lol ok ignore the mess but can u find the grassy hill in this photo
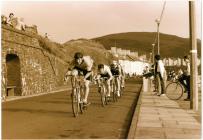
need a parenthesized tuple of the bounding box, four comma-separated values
(93, 32, 201, 58)
(63, 38, 113, 69)
(36, 36, 113, 69)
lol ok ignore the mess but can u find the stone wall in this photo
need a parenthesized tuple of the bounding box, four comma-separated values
(1, 25, 68, 97)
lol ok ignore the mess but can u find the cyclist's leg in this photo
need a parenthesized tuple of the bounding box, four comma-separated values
(71, 69, 78, 88)
(96, 75, 102, 92)
(121, 76, 125, 88)
(106, 79, 111, 97)
(83, 80, 90, 103)
(115, 77, 121, 96)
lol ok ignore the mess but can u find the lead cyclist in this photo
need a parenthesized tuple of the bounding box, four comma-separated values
(65, 52, 94, 106)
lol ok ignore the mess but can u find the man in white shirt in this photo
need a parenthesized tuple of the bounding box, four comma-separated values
(155, 55, 166, 96)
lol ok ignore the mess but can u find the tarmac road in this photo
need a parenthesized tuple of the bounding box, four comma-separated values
(2, 78, 142, 139)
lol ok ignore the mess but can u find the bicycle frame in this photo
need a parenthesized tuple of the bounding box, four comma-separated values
(111, 75, 120, 101)
(70, 75, 85, 117)
(98, 77, 108, 106)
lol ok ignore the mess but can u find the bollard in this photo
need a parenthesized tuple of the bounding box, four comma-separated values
(143, 77, 149, 92)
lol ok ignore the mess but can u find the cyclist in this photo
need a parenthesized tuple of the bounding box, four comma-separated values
(118, 61, 125, 89)
(110, 60, 123, 97)
(68, 52, 94, 105)
(96, 64, 113, 97)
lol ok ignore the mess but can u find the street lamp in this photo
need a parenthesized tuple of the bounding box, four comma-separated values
(155, 19, 160, 55)
(150, 52, 152, 64)
(152, 43, 155, 64)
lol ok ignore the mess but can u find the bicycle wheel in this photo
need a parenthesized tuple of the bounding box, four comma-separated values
(71, 88, 79, 117)
(165, 82, 183, 100)
(79, 87, 84, 113)
(112, 83, 118, 102)
(100, 85, 107, 107)
(120, 86, 124, 97)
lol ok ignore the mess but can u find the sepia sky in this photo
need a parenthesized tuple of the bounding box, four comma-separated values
(1, 1, 202, 43)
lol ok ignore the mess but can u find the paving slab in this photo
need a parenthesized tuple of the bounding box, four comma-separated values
(128, 86, 201, 139)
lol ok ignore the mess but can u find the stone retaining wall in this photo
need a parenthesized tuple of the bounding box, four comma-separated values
(1, 25, 68, 97)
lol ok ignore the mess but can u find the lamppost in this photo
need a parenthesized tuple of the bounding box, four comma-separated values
(152, 43, 155, 64)
(155, 19, 160, 55)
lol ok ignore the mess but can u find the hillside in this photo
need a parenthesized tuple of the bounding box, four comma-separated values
(36, 36, 112, 69)
(63, 38, 113, 69)
(93, 32, 201, 58)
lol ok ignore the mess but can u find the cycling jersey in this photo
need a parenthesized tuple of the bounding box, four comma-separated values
(110, 64, 121, 76)
(98, 65, 113, 79)
(70, 56, 94, 80)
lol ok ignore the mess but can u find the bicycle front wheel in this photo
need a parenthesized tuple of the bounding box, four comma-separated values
(165, 82, 183, 100)
(71, 88, 80, 117)
(112, 85, 118, 102)
(100, 86, 107, 107)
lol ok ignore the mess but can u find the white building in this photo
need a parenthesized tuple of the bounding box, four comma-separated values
(119, 60, 149, 75)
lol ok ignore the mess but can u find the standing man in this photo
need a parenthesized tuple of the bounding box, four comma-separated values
(178, 55, 190, 101)
(155, 55, 166, 96)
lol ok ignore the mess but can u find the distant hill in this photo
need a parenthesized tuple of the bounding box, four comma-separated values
(92, 32, 201, 58)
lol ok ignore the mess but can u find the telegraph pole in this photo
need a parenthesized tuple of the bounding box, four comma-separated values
(189, 1, 198, 111)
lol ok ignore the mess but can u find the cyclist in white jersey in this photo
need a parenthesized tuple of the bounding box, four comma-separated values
(110, 60, 123, 97)
(96, 64, 113, 97)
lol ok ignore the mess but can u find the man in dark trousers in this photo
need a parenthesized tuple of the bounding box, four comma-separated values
(178, 55, 190, 101)
(155, 55, 166, 96)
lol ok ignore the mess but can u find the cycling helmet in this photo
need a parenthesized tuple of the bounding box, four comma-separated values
(98, 64, 104, 69)
(74, 52, 83, 59)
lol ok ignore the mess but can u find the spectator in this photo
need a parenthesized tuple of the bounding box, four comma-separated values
(155, 55, 166, 96)
(1, 15, 8, 24)
(143, 66, 149, 74)
(45, 33, 49, 38)
(8, 13, 18, 27)
(16, 17, 26, 31)
(143, 65, 154, 78)
(178, 55, 190, 101)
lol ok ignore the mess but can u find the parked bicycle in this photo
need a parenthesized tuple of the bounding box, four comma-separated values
(165, 75, 184, 100)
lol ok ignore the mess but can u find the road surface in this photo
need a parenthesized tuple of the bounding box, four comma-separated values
(2, 78, 142, 139)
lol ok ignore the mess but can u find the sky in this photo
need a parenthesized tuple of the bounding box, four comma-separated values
(1, 0, 202, 43)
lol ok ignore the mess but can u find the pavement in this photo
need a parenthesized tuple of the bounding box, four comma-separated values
(128, 84, 201, 139)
